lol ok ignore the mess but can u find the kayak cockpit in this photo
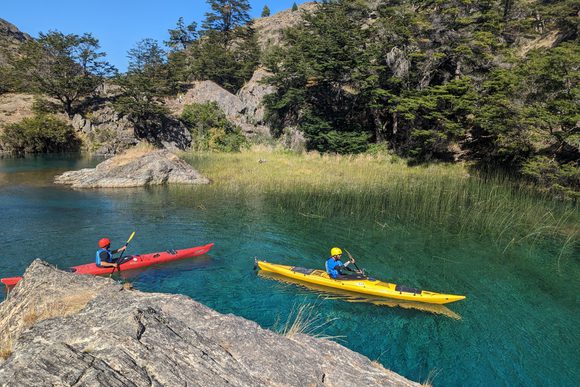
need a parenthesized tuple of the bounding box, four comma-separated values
(291, 266, 316, 275)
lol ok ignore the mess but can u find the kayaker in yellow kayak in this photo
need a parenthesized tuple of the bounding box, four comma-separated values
(325, 247, 362, 279)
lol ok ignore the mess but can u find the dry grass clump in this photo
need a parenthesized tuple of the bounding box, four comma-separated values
(0, 333, 15, 360)
(108, 142, 157, 167)
(21, 292, 95, 326)
(421, 369, 441, 387)
(277, 302, 341, 340)
(0, 291, 95, 360)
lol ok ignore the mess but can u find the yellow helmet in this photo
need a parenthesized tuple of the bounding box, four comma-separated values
(330, 247, 343, 257)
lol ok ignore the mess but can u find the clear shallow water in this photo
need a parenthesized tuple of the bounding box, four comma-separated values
(0, 155, 578, 386)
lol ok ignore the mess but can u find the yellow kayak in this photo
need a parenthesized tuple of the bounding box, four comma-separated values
(256, 260, 466, 305)
(258, 271, 462, 319)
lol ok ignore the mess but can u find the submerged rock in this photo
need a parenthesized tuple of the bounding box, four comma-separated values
(55, 149, 210, 188)
(0, 260, 418, 386)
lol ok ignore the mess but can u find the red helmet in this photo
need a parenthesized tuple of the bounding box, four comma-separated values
(98, 238, 111, 248)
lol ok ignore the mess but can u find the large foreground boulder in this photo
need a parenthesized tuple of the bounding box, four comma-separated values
(0, 260, 419, 386)
(55, 149, 210, 188)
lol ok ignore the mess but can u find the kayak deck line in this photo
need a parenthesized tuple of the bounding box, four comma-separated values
(256, 260, 466, 305)
(2, 243, 215, 288)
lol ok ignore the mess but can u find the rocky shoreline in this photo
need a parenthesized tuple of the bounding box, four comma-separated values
(0, 260, 419, 386)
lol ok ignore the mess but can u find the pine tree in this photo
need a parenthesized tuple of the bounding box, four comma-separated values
(291, 2, 298, 12)
(190, 0, 259, 92)
(202, 0, 251, 36)
(261, 5, 271, 17)
(166, 17, 197, 51)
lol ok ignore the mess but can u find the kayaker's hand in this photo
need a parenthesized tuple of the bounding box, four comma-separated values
(118, 246, 127, 252)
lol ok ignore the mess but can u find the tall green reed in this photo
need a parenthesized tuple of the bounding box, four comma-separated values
(181, 149, 579, 256)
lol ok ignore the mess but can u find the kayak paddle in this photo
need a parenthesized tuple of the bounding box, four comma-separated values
(345, 249, 363, 274)
(110, 231, 136, 278)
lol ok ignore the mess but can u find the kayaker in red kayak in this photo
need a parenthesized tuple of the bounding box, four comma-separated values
(96, 238, 127, 268)
(325, 247, 362, 279)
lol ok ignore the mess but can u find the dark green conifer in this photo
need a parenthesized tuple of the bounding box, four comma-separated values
(261, 5, 271, 17)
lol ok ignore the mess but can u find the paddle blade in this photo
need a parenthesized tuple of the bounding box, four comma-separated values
(126, 231, 136, 245)
(1, 276, 23, 287)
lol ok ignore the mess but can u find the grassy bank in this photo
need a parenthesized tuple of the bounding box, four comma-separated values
(181, 148, 579, 257)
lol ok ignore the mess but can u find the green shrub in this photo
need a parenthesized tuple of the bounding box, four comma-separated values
(32, 97, 62, 115)
(181, 102, 248, 152)
(207, 127, 248, 152)
(307, 130, 370, 154)
(0, 114, 80, 154)
(521, 156, 580, 198)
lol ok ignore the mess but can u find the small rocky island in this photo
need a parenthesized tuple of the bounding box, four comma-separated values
(55, 149, 210, 188)
(0, 261, 418, 386)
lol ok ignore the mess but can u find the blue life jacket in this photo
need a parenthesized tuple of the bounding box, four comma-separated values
(325, 257, 343, 279)
(96, 248, 112, 267)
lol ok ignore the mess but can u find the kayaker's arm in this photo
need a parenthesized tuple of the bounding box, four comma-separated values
(111, 246, 127, 255)
(341, 260, 356, 271)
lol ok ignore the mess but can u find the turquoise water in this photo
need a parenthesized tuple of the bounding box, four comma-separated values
(0, 155, 578, 386)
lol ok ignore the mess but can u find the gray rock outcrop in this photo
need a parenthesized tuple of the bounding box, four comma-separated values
(237, 67, 276, 125)
(167, 76, 272, 137)
(253, 2, 319, 50)
(0, 260, 419, 386)
(55, 149, 210, 188)
(70, 104, 192, 156)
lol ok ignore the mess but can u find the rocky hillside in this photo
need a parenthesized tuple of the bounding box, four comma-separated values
(253, 2, 318, 50)
(0, 4, 317, 154)
(0, 18, 31, 66)
(0, 260, 418, 386)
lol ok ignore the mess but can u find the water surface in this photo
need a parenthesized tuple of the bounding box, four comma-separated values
(0, 155, 578, 386)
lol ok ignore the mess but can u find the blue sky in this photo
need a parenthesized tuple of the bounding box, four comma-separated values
(2, 0, 308, 71)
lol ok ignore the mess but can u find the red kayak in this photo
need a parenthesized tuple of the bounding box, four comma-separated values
(1, 243, 214, 287)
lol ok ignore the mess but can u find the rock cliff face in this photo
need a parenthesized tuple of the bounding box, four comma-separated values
(55, 149, 210, 188)
(167, 68, 274, 137)
(165, 3, 321, 142)
(0, 260, 418, 386)
(253, 2, 318, 50)
(0, 18, 32, 66)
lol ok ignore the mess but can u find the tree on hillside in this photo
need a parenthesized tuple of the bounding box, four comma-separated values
(264, 1, 380, 153)
(166, 17, 198, 51)
(292, 2, 298, 12)
(114, 39, 175, 139)
(202, 0, 252, 43)
(165, 18, 199, 84)
(188, 0, 259, 92)
(261, 5, 271, 17)
(16, 31, 115, 117)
